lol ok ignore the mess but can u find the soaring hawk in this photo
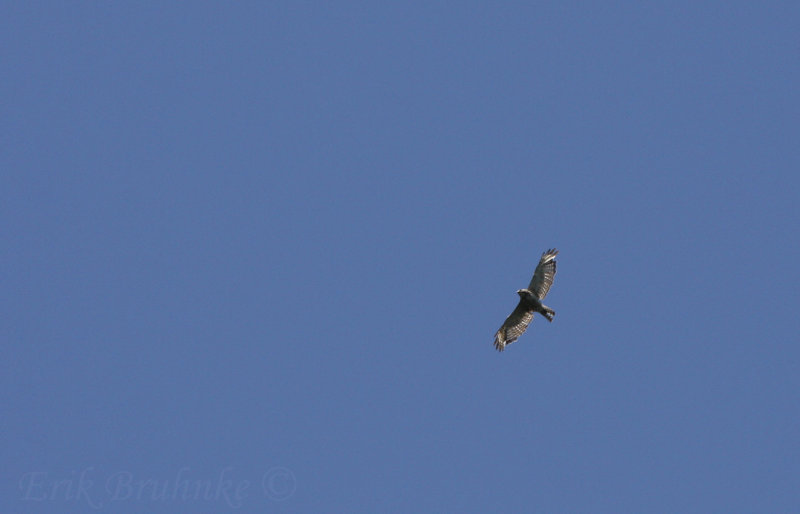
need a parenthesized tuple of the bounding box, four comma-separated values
(493, 248, 559, 352)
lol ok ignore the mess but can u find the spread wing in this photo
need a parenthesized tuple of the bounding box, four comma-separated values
(527, 248, 558, 299)
(493, 301, 534, 352)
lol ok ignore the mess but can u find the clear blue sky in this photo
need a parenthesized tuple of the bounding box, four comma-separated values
(3, 2, 798, 512)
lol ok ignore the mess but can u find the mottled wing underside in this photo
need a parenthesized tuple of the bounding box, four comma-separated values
(528, 248, 558, 300)
(493, 301, 534, 352)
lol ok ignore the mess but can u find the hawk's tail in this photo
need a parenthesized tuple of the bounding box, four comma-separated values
(542, 308, 555, 322)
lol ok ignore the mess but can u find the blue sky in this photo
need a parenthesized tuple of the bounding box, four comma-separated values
(2, 2, 798, 512)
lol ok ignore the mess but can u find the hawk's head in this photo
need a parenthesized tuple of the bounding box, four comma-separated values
(516, 289, 535, 299)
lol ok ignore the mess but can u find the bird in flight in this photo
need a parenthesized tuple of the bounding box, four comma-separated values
(493, 248, 559, 352)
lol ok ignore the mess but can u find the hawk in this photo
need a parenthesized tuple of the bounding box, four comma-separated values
(493, 248, 559, 352)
